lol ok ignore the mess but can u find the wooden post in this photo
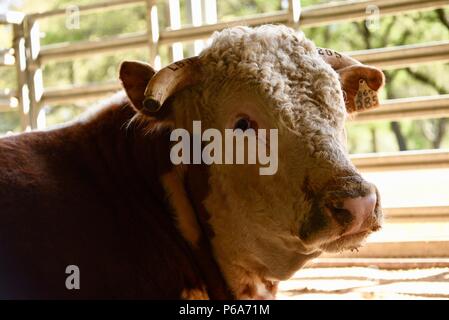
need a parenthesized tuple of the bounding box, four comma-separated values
(23, 16, 43, 129)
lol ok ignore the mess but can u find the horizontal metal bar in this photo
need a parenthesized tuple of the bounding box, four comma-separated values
(38, 11, 286, 61)
(161, 0, 449, 42)
(385, 206, 449, 219)
(0, 48, 15, 66)
(26, 0, 449, 25)
(0, 11, 25, 25)
(28, 0, 145, 20)
(302, 0, 411, 18)
(41, 82, 122, 105)
(39, 37, 449, 71)
(158, 11, 288, 45)
(300, 0, 449, 27)
(352, 95, 449, 122)
(308, 257, 449, 269)
(39, 33, 148, 63)
(351, 149, 449, 171)
(350, 41, 449, 69)
(37, 0, 449, 63)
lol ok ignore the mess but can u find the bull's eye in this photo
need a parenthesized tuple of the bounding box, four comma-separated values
(234, 117, 251, 131)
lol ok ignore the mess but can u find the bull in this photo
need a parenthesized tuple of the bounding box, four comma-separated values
(0, 25, 384, 299)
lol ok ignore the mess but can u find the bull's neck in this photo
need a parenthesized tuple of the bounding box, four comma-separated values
(80, 100, 233, 299)
(79, 102, 172, 205)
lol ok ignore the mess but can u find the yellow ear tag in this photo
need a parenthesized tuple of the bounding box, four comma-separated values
(354, 79, 380, 111)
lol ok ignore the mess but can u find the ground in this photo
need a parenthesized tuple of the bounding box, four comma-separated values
(279, 262, 449, 299)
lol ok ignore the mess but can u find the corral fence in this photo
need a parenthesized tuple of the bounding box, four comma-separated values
(1, 0, 449, 262)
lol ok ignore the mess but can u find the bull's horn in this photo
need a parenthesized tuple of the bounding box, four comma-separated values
(318, 47, 385, 112)
(142, 56, 203, 113)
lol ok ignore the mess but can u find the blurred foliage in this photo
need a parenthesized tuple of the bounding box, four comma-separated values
(42, 104, 85, 127)
(0, 0, 448, 152)
(217, 0, 282, 20)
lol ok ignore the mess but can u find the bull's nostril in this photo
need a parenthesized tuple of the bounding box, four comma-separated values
(343, 193, 377, 219)
(326, 204, 353, 226)
(325, 192, 378, 236)
(339, 193, 378, 235)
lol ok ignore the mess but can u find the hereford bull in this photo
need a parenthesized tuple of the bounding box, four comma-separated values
(0, 25, 384, 299)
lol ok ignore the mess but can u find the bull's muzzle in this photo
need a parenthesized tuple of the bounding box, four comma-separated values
(324, 178, 382, 237)
(326, 190, 380, 236)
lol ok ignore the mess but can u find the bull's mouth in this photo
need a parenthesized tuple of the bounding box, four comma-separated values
(319, 229, 375, 253)
(299, 206, 382, 254)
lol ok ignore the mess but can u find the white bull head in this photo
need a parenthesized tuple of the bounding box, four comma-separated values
(119, 25, 385, 299)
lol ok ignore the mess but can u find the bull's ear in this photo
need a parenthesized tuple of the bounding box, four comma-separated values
(119, 60, 156, 110)
(338, 64, 385, 113)
(318, 48, 385, 113)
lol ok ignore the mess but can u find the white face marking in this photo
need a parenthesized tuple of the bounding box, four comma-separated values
(165, 25, 380, 299)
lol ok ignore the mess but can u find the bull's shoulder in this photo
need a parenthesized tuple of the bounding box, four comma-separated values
(0, 133, 46, 186)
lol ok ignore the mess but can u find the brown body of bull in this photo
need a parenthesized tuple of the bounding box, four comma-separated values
(0, 98, 232, 299)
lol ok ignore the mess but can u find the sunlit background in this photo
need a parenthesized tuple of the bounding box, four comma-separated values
(1, 0, 448, 299)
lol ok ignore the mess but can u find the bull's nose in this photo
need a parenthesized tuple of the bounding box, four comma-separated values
(327, 192, 377, 236)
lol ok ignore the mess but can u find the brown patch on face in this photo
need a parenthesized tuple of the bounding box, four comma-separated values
(183, 163, 234, 300)
(301, 174, 313, 203)
(299, 198, 330, 242)
(184, 164, 216, 239)
(299, 174, 330, 241)
(325, 205, 352, 227)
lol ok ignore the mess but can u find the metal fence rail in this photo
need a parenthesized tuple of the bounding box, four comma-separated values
(39, 33, 149, 63)
(353, 95, 449, 122)
(28, 0, 144, 20)
(350, 41, 449, 69)
(385, 206, 449, 219)
(351, 149, 449, 171)
(42, 82, 122, 105)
